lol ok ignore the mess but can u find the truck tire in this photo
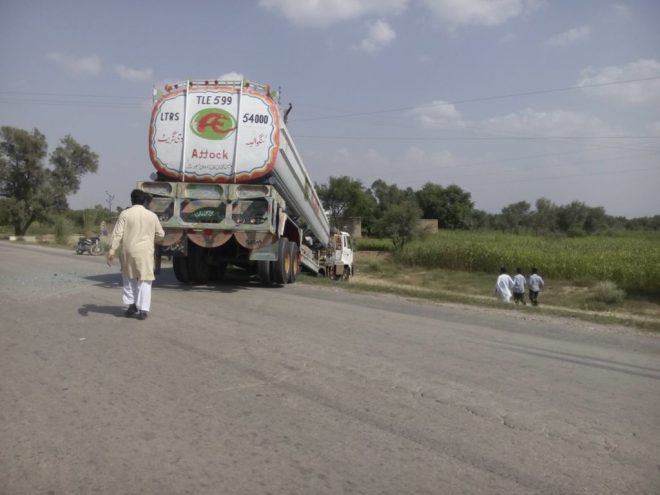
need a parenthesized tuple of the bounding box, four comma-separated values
(257, 260, 271, 285)
(188, 243, 210, 284)
(271, 238, 290, 285)
(288, 243, 299, 283)
(341, 265, 351, 281)
(173, 256, 191, 283)
(212, 262, 227, 281)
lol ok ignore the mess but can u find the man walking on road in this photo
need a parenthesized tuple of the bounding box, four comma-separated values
(106, 189, 165, 320)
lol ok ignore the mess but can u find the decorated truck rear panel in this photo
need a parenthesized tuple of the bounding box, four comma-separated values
(140, 80, 352, 285)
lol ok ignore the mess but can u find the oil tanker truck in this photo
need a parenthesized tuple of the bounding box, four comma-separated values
(137, 79, 353, 285)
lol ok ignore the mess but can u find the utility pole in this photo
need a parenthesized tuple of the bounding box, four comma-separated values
(105, 191, 115, 214)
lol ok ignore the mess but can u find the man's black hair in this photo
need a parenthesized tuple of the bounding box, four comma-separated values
(130, 189, 149, 206)
(500, 267, 507, 274)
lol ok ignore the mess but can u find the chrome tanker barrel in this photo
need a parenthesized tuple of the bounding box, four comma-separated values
(149, 79, 330, 246)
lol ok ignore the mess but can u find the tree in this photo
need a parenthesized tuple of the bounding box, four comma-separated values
(374, 200, 422, 251)
(531, 197, 558, 233)
(470, 209, 495, 229)
(415, 182, 474, 229)
(556, 201, 589, 234)
(366, 180, 422, 242)
(316, 176, 375, 230)
(0, 127, 99, 235)
(369, 179, 415, 210)
(583, 206, 607, 233)
(501, 200, 531, 232)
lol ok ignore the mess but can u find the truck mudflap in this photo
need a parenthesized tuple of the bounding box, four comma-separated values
(249, 241, 279, 262)
(160, 229, 184, 247)
(234, 232, 275, 251)
(187, 230, 232, 248)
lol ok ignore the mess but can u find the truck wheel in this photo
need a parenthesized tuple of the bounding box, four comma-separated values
(188, 243, 209, 284)
(173, 256, 191, 283)
(212, 263, 227, 281)
(288, 244, 299, 283)
(271, 238, 290, 285)
(257, 260, 271, 285)
(341, 266, 351, 281)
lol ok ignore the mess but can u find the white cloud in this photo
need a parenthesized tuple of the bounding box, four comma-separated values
(258, 0, 541, 30)
(479, 108, 612, 136)
(403, 146, 458, 168)
(409, 100, 464, 128)
(544, 25, 591, 47)
(334, 147, 352, 162)
(646, 122, 660, 135)
(578, 59, 660, 106)
(218, 72, 244, 81)
(421, 0, 541, 27)
(357, 20, 396, 54)
(258, 0, 408, 27)
(46, 52, 101, 76)
(500, 32, 518, 43)
(115, 64, 153, 82)
(363, 148, 385, 163)
(410, 100, 618, 138)
(612, 3, 632, 19)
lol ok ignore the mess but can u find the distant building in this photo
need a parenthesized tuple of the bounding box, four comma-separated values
(417, 219, 439, 235)
(339, 217, 362, 238)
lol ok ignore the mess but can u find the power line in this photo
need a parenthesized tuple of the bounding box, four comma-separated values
(0, 98, 145, 109)
(293, 76, 660, 122)
(467, 165, 659, 188)
(404, 147, 659, 174)
(1, 75, 659, 120)
(296, 134, 660, 141)
(0, 90, 145, 100)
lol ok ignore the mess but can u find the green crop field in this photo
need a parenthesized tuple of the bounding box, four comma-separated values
(394, 231, 660, 293)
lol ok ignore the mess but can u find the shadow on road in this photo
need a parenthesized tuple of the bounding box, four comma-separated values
(84, 273, 123, 288)
(78, 304, 126, 318)
(83, 267, 285, 295)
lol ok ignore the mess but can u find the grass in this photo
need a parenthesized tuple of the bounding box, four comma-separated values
(395, 231, 660, 293)
(301, 249, 660, 332)
(355, 237, 394, 252)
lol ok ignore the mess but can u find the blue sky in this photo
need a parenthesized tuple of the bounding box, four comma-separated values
(1, 0, 659, 217)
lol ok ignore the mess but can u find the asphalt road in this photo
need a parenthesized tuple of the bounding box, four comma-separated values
(1, 241, 659, 495)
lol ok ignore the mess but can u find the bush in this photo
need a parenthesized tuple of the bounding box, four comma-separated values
(355, 237, 393, 252)
(591, 281, 626, 305)
(25, 222, 53, 235)
(361, 262, 384, 273)
(52, 215, 74, 245)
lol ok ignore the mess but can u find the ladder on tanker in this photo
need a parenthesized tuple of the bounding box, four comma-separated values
(300, 245, 322, 275)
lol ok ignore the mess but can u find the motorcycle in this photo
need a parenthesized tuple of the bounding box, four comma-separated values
(76, 236, 104, 256)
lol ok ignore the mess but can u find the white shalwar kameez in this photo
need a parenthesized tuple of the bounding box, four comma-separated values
(122, 275, 152, 311)
(109, 204, 164, 312)
(496, 273, 515, 303)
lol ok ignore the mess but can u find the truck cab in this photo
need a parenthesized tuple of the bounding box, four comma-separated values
(333, 232, 354, 280)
